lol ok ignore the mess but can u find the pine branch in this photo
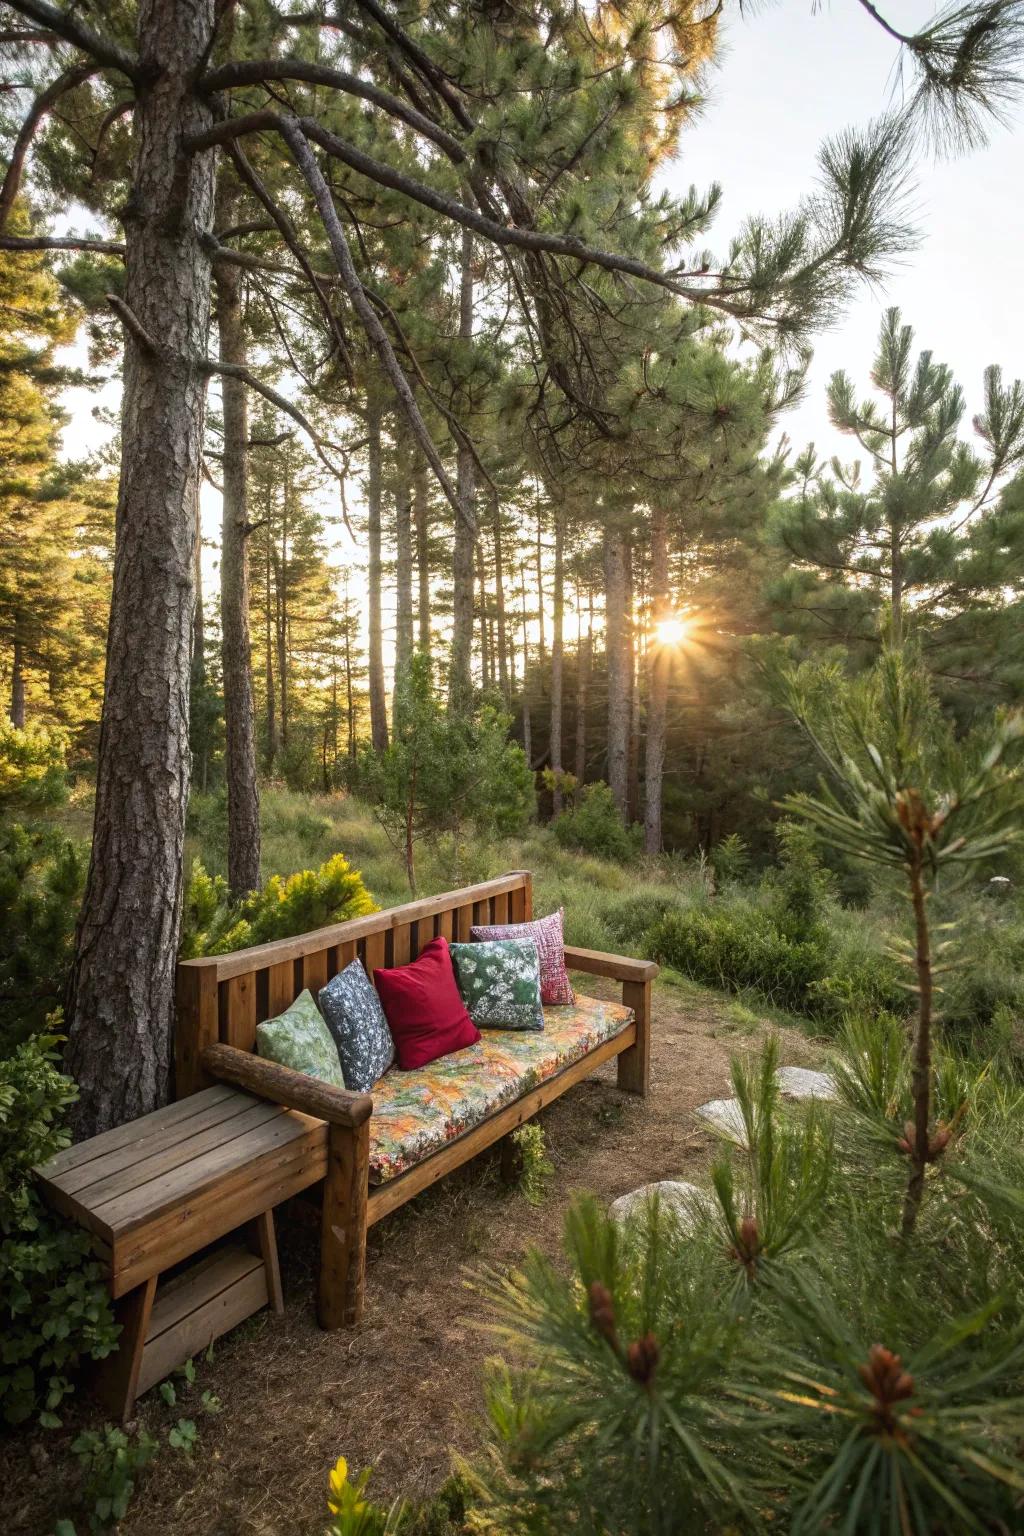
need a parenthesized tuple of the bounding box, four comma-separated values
(0, 62, 98, 232)
(2, 0, 142, 82)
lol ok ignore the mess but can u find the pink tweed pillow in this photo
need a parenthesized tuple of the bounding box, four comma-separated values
(471, 907, 574, 1006)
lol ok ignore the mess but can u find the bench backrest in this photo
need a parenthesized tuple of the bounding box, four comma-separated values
(175, 870, 533, 1098)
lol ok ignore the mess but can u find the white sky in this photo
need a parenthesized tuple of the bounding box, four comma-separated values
(56, 1, 1024, 625)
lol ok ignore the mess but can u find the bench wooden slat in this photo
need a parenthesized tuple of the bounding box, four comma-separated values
(223, 972, 257, 1051)
(37, 1086, 237, 1182)
(53, 1090, 266, 1197)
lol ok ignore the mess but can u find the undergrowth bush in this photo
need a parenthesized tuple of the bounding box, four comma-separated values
(0, 1032, 118, 1427)
(180, 852, 378, 958)
(553, 781, 640, 862)
(0, 720, 68, 809)
(0, 822, 87, 1052)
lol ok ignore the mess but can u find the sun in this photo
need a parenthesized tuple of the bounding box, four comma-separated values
(654, 615, 692, 647)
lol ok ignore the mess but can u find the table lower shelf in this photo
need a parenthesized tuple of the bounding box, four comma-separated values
(136, 1244, 270, 1399)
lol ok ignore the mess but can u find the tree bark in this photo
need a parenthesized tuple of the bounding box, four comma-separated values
(10, 634, 25, 727)
(477, 541, 491, 688)
(264, 527, 277, 772)
(575, 585, 591, 784)
(627, 542, 641, 824)
(65, 0, 218, 1136)
(519, 558, 532, 765)
(393, 427, 414, 701)
(604, 524, 630, 818)
(550, 500, 565, 814)
(449, 228, 476, 712)
(366, 400, 389, 750)
(413, 447, 431, 651)
(644, 507, 671, 854)
(215, 222, 261, 894)
(492, 494, 510, 703)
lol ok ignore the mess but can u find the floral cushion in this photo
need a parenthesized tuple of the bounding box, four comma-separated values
(256, 989, 345, 1089)
(319, 960, 395, 1092)
(367, 992, 632, 1183)
(470, 908, 574, 1005)
(450, 938, 544, 1031)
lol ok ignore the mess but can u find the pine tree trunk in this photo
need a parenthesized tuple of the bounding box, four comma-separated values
(366, 401, 389, 750)
(520, 559, 532, 765)
(192, 536, 208, 792)
(492, 495, 510, 702)
(215, 236, 260, 894)
(65, 0, 217, 1136)
(394, 430, 414, 701)
(450, 229, 476, 712)
(264, 531, 277, 772)
(413, 447, 431, 652)
(9, 634, 25, 727)
(535, 498, 546, 665)
(604, 525, 630, 818)
(575, 587, 591, 784)
(550, 501, 565, 814)
(644, 507, 670, 854)
(275, 524, 288, 751)
(477, 542, 491, 688)
(344, 618, 355, 759)
(627, 544, 641, 824)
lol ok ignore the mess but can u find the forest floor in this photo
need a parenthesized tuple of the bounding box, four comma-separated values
(11, 974, 824, 1536)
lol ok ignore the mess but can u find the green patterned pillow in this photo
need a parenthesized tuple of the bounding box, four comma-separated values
(450, 939, 544, 1031)
(256, 988, 345, 1087)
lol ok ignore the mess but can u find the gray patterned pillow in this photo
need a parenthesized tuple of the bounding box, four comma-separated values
(450, 939, 544, 1031)
(256, 989, 345, 1087)
(319, 960, 395, 1092)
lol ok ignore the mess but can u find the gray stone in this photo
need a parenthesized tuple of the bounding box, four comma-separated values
(695, 1097, 749, 1146)
(609, 1180, 715, 1232)
(776, 1066, 837, 1102)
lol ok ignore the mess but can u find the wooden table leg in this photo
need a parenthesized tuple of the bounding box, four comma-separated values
(94, 1275, 157, 1423)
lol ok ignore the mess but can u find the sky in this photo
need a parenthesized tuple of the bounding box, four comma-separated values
(56, 1, 1024, 596)
(669, 0, 1024, 463)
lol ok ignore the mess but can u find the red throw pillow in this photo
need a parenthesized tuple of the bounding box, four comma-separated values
(373, 936, 480, 1070)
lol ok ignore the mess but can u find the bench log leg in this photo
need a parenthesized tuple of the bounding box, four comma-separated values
(318, 1118, 369, 1329)
(617, 978, 651, 1097)
(256, 1209, 285, 1315)
(95, 1275, 157, 1423)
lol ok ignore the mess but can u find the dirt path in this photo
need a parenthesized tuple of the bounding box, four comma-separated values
(11, 978, 822, 1536)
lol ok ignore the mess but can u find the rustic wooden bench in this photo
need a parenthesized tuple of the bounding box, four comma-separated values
(37, 872, 655, 1413)
(175, 872, 656, 1331)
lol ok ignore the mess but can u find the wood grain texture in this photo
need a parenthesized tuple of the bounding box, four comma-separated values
(202, 1043, 372, 1127)
(564, 945, 660, 983)
(319, 1118, 369, 1328)
(618, 978, 651, 1096)
(94, 1275, 157, 1422)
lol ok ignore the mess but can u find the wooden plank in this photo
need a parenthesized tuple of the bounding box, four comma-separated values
(492, 891, 510, 924)
(145, 1245, 263, 1337)
(407, 919, 422, 961)
(111, 1127, 327, 1296)
(337, 939, 357, 971)
(319, 1118, 369, 1329)
(363, 929, 386, 980)
(267, 959, 295, 1017)
(175, 965, 219, 1098)
(367, 1023, 635, 1225)
(618, 979, 651, 1096)
(137, 1249, 269, 1397)
(454, 902, 475, 942)
(78, 1101, 284, 1211)
(391, 922, 412, 967)
(222, 972, 257, 1051)
(435, 908, 454, 943)
(94, 1275, 157, 1423)
(301, 948, 329, 996)
(54, 1091, 271, 1198)
(37, 1086, 237, 1182)
(473, 899, 489, 926)
(203, 1043, 372, 1128)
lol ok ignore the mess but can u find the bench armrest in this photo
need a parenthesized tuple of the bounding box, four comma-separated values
(202, 1043, 373, 1129)
(563, 946, 659, 984)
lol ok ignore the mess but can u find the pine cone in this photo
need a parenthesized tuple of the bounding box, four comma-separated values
(588, 1281, 619, 1349)
(626, 1332, 660, 1387)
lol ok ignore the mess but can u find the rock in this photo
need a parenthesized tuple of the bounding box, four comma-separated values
(775, 1066, 837, 1102)
(609, 1180, 715, 1232)
(695, 1097, 749, 1146)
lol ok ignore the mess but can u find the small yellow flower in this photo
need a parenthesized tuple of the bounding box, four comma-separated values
(327, 1455, 349, 1514)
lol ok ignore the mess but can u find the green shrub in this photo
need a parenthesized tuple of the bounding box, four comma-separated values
(0, 822, 87, 1052)
(0, 719, 67, 809)
(711, 832, 750, 885)
(601, 889, 681, 951)
(180, 851, 378, 958)
(0, 1032, 118, 1427)
(553, 781, 639, 862)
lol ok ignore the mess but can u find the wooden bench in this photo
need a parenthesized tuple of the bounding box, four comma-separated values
(175, 872, 656, 1330)
(37, 872, 655, 1412)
